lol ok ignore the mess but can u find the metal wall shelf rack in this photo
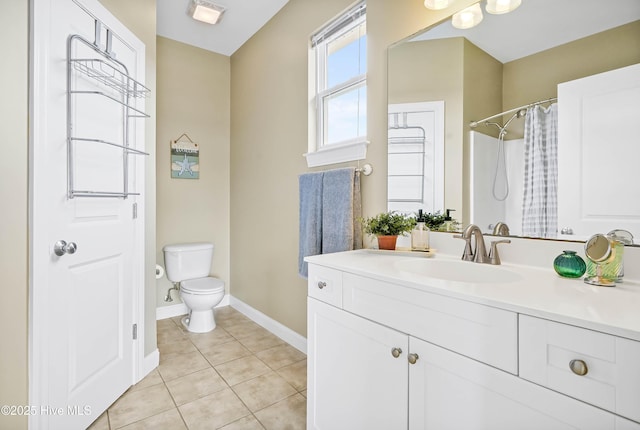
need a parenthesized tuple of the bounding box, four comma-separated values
(388, 112, 427, 204)
(67, 20, 149, 199)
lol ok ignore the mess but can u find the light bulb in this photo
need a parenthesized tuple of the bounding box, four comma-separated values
(486, 0, 522, 15)
(424, 0, 451, 10)
(452, 3, 483, 29)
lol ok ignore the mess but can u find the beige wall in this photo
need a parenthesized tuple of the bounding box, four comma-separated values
(504, 20, 640, 109)
(229, 0, 476, 336)
(462, 40, 503, 224)
(156, 37, 231, 301)
(0, 2, 28, 429)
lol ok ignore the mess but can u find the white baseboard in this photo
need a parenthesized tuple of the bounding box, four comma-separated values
(138, 349, 159, 383)
(230, 296, 307, 354)
(156, 294, 231, 320)
(156, 302, 188, 320)
(153, 295, 306, 354)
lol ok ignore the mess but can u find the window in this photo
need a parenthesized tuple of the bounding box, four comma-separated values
(305, 2, 367, 167)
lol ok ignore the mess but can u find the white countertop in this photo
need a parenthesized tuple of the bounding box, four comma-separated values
(305, 250, 640, 342)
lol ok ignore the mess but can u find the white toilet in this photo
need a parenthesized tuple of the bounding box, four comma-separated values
(163, 242, 225, 333)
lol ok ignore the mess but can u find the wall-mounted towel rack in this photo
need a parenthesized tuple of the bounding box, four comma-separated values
(66, 19, 150, 199)
(356, 163, 373, 176)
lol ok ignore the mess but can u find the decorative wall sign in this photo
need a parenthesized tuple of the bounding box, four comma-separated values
(171, 133, 199, 179)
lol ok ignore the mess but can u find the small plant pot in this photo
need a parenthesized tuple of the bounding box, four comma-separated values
(377, 235, 398, 250)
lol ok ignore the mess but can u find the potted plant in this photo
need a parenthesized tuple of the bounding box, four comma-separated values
(361, 211, 416, 250)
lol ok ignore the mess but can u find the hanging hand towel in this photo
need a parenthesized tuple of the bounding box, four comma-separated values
(298, 172, 324, 278)
(322, 167, 362, 254)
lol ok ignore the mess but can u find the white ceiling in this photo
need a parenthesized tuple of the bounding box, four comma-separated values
(412, 0, 640, 63)
(157, 0, 290, 56)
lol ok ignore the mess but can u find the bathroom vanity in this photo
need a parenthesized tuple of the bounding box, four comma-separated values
(305, 250, 640, 430)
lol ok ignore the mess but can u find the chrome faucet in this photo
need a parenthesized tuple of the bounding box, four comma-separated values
(463, 224, 489, 263)
(492, 222, 510, 236)
(455, 224, 510, 265)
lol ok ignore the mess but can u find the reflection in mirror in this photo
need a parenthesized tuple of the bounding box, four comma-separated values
(387, 0, 640, 243)
(584, 233, 617, 287)
(387, 102, 444, 214)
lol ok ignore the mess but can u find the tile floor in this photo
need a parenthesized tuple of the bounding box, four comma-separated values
(88, 306, 307, 429)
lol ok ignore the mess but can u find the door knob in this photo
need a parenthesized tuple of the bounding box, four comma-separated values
(54, 240, 78, 256)
(391, 347, 402, 358)
(408, 353, 419, 365)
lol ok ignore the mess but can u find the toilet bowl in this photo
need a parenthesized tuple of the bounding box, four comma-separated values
(180, 277, 225, 332)
(163, 242, 225, 333)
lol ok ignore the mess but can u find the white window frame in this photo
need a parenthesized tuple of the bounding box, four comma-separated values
(305, 2, 368, 168)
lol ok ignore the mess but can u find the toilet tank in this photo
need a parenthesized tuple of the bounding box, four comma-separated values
(163, 242, 214, 282)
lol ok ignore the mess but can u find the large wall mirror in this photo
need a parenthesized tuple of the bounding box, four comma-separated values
(387, 0, 640, 244)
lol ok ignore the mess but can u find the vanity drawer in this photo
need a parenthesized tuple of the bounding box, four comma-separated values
(307, 264, 343, 308)
(342, 272, 518, 374)
(519, 315, 640, 423)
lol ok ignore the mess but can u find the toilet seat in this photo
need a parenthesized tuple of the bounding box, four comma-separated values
(181, 277, 224, 295)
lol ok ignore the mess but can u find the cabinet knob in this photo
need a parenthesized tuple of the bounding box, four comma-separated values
(317, 281, 326, 289)
(569, 359, 588, 376)
(391, 347, 402, 358)
(408, 353, 419, 365)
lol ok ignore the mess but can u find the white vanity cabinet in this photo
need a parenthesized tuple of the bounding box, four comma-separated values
(307, 298, 408, 430)
(307, 261, 640, 430)
(408, 336, 624, 430)
(519, 315, 640, 424)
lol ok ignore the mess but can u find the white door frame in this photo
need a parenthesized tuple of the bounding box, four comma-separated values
(28, 0, 147, 427)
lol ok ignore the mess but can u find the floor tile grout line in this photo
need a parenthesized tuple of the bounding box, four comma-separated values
(124, 307, 307, 429)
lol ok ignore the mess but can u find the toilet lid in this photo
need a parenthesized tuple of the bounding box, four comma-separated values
(181, 277, 225, 295)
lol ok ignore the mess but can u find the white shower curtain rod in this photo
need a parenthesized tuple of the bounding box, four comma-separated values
(470, 97, 558, 128)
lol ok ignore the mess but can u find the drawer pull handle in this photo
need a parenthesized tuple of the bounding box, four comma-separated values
(569, 359, 588, 376)
(391, 347, 402, 358)
(317, 281, 327, 289)
(408, 353, 419, 365)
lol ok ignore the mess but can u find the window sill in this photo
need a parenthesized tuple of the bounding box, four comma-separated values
(304, 140, 369, 168)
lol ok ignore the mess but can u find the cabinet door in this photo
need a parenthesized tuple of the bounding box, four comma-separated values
(408, 337, 616, 430)
(307, 298, 408, 430)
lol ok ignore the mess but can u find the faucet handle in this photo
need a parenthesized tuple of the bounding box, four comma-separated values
(488, 239, 511, 265)
(454, 234, 474, 261)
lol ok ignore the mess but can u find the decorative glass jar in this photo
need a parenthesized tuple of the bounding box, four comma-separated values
(553, 250, 586, 278)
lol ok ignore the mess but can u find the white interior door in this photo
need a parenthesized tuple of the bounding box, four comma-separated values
(557, 63, 640, 239)
(30, 0, 146, 428)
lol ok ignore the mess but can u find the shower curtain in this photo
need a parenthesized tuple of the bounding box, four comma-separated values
(521, 103, 558, 238)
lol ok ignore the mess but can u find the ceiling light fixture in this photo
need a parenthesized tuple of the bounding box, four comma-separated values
(452, 3, 483, 29)
(424, 0, 451, 10)
(188, 0, 225, 25)
(486, 0, 522, 14)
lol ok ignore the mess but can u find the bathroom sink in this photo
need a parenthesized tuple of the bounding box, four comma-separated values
(394, 258, 523, 284)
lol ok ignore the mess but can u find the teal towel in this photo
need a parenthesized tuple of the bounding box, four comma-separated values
(298, 172, 324, 278)
(322, 168, 358, 254)
(298, 168, 362, 278)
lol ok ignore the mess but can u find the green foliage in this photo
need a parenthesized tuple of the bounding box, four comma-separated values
(361, 211, 416, 236)
(421, 211, 447, 230)
(418, 211, 461, 232)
